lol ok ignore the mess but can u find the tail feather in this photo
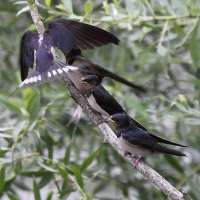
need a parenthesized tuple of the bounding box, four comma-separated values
(149, 133, 187, 147)
(154, 143, 186, 156)
(18, 60, 78, 88)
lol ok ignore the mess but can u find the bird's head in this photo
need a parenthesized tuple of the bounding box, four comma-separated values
(80, 75, 100, 87)
(108, 114, 131, 128)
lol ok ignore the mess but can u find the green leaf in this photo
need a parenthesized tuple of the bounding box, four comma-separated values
(164, 155, 184, 174)
(20, 171, 51, 177)
(1, 100, 22, 115)
(6, 193, 20, 200)
(37, 162, 57, 173)
(157, 45, 168, 57)
(55, 164, 68, 178)
(188, 179, 200, 199)
(61, 0, 73, 13)
(33, 177, 41, 200)
(71, 165, 84, 189)
(46, 192, 53, 200)
(64, 141, 71, 165)
(0, 167, 5, 192)
(23, 88, 40, 117)
(44, 0, 51, 7)
(174, 22, 185, 35)
(84, 1, 94, 16)
(185, 72, 200, 87)
(80, 148, 99, 172)
(39, 172, 52, 188)
(12, 120, 27, 141)
(190, 20, 200, 67)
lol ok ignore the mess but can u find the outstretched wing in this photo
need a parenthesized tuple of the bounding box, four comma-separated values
(48, 19, 120, 55)
(19, 30, 39, 81)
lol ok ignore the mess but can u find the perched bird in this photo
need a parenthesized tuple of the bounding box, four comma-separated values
(80, 75, 146, 131)
(66, 49, 146, 92)
(109, 113, 187, 166)
(19, 19, 120, 87)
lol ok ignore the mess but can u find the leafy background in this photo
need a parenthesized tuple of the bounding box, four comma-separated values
(0, 0, 200, 199)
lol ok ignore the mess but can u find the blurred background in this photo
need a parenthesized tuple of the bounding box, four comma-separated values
(0, 0, 200, 199)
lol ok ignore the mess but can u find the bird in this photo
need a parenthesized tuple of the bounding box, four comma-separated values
(109, 113, 187, 166)
(19, 19, 120, 88)
(65, 48, 146, 92)
(80, 75, 147, 131)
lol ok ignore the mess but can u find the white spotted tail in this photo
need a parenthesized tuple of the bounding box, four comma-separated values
(18, 60, 79, 88)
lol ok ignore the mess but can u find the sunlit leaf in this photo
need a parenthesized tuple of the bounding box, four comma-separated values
(61, 0, 73, 13)
(84, 1, 94, 16)
(44, 0, 51, 7)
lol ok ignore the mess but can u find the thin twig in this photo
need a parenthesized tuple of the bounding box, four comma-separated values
(27, 1, 191, 199)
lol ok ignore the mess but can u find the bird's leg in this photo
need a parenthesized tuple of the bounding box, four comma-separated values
(134, 156, 142, 168)
(124, 150, 132, 157)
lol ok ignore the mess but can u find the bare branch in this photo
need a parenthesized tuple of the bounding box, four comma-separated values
(27, 1, 190, 199)
(28, 0, 45, 34)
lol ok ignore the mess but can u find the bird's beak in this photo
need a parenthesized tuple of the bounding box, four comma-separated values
(80, 77, 86, 83)
(108, 116, 117, 127)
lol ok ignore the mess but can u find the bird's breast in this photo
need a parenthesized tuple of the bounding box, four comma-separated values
(87, 94, 109, 116)
(118, 137, 152, 157)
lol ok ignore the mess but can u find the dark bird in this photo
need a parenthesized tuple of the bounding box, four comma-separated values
(80, 75, 146, 131)
(66, 49, 146, 92)
(109, 113, 187, 166)
(19, 19, 120, 87)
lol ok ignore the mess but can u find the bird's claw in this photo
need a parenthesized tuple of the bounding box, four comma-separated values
(134, 156, 141, 169)
(124, 150, 132, 157)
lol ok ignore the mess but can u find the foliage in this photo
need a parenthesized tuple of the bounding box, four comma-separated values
(0, 0, 200, 199)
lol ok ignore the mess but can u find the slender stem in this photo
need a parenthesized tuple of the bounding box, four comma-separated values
(175, 19, 199, 48)
(157, 20, 169, 47)
(68, 174, 88, 199)
(28, 0, 45, 34)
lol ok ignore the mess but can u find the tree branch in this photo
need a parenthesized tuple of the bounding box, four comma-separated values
(27, 1, 191, 200)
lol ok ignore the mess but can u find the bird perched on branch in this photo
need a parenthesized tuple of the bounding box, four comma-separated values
(19, 19, 120, 88)
(109, 113, 187, 167)
(65, 49, 146, 92)
(80, 75, 146, 131)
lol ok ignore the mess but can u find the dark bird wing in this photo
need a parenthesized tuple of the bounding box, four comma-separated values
(122, 128, 186, 156)
(90, 86, 147, 131)
(19, 30, 39, 81)
(49, 19, 120, 55)
(74, 57, 146, 92)
(148, 133, 187, 147)
(90, 85, 126, 115)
